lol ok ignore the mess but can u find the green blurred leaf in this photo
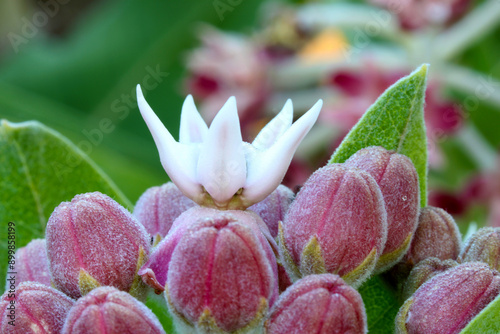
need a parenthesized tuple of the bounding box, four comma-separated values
(358, 276, 401, 334)
(146, 293, 177, 334)
(460, 294, 500, 334)
(0, 0, 264, 202)
(0, 120, 130, 289)
(329, 64, 429, 206)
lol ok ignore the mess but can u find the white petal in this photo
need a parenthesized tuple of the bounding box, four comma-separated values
(197, 96, 247, 205)
(243, 99, 323, 204)
(252, 99, 293, 150)
(179, 95, 208, 144)
(136, 85, 202, 200)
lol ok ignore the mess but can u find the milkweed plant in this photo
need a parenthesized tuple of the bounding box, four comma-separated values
(1, 63, 500, 334)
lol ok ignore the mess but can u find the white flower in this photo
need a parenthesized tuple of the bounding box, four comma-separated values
(136, 85, 322, 209)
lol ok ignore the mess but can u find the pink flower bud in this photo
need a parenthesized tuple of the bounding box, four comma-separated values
(403, 206, 461, 268)
(46, 192, 151, 300)
(62, 286, 165, 334)
(5, 239, 50, 288)
(134, 182, 196, 241)
(402, 257, 458, 301)
(345, 146, 420, 272)
(396, 262, 500, 334)
(139, 206, 278, 333)
(1, 282, 74, 333)
(249, 185, 294, 238)
(279, 164, 387, 288)
(459, 227, 500, 271)
(266, 274, 367, 334)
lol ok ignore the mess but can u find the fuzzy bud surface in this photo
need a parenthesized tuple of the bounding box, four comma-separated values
(62, 286, 165, 334)
(395, 262, 500, 334)
(459, 227, 500, 271)
(249, 184, 294, 238)
(403, 206, 461, 267)
(46, 192, 151, 299)
(279, 164, 387, 287)
(402, 257, 458, 301)
(5, 239, 50, 288)
(0, 282, 74, 334)
(134, 182, 196, 240)
(345, 146, 419, 272)
(139, 206, 278, 333)
(266, 274, 367, 334)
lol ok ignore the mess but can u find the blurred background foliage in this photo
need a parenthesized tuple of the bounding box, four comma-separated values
(1, 0, 500, 230)
(0, 0, 264, 202)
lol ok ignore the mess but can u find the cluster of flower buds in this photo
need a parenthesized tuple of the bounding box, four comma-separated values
(278, 146, 420, 287)
(0, 282, 166, 333)
(0, 192, 168, 332)
(4, 86, 491, 333)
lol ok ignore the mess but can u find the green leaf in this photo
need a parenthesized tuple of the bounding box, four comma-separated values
(0, 120, 131, 289)
(460, 294, 500, 334)
(330, 64, 429, 206)
(145, 293, 177, 334)
(358, 276, 401, 334)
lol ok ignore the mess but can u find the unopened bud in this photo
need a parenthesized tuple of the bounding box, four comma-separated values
(5, 239, 50, 288)
(139, 206, 278, 333)
(402, 257, 458, 301)
(279, 164, 387, 288)
(396, 262, 500, 334)
(459, 227, 500, 271)
(134, 182, 196, 243)
(46, 192, 151, 300)
(345, 146, 419, 272)
(62, 286, 165, 334)
(266, 274, 367, 334)
(0, 282, 74, 333)
(249, 185, 294, 238)
(403, 206, 461, 268)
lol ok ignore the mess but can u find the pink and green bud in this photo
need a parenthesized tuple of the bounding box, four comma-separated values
(279, 164, 387, 288)
(1, 282, 74, 333)
(62, 286, 165, 334)
(5, 239, 50, 288)
(395, 262, 500, 334)
(139, 206, 278, 333)
(46, 192, 151, 300)
(459, 227, 500, 271)
(134, 182, 196, 243)
(403, 206, 461, 268)
(402, 257, 458, 301)
(265, 274, 367, 334)
(249, 184, 294, 238)
(345, 146, 420, 272)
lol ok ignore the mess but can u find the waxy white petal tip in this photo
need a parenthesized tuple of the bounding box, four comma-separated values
(137, 85, 201, 200)
(244, 99, 323, 203)
(197, 96, 247, 206)
(179, 94, 208, 144)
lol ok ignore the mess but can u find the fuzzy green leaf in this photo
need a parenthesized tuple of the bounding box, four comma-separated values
(358, 276, 401, 334)
(0, 120, 130, 289)
(330, 64, 429, 206)
(460, 294, 500, 334)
